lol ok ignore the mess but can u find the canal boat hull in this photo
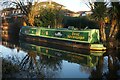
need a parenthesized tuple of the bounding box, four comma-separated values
(19, 26, 106, 51)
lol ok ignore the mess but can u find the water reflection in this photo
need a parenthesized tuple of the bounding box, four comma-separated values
(19, 41, 101, 68)
(89, 50, 120, 79)
(19, 50, 62, 78)
(1, 35, 120, 78)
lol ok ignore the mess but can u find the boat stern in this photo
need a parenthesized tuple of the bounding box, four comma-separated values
(90, 44, 106, 51)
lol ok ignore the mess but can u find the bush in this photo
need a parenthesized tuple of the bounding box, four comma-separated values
(63, 16, 99, 29)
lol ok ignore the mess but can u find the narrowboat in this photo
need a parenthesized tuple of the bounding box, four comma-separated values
(19, 26, 106, 51)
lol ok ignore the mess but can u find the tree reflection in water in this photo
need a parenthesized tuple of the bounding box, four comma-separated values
(89, 50, 120, 79)
(105, 50, 120, 79)
(19, 51, 62, 78)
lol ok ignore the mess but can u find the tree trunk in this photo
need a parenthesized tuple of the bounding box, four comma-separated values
(109, 19, 116, 39)
(108, 19, 119, 48)
(100, 21, 106, 42)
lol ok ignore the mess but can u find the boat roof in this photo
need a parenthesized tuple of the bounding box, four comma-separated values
(21, 26, 99, 31)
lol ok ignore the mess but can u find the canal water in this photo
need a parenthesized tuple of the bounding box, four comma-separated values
(1, 35, 120, 79)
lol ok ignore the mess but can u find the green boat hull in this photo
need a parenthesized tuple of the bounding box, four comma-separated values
(19, 26, 100, 43)
(19, 26, 106, 51)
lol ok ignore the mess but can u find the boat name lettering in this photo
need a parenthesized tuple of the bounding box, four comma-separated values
(67, 35, 85, 40)
(67, 32, 85, 40)
(72, 33, 79, 36)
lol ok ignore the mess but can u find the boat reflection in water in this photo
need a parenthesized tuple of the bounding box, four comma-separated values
(19, 41, 105, 68)
(19, 40, 106, 78)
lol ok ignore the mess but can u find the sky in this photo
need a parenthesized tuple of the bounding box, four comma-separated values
(0, 0, 91, 12)
(52, 0, 91, 12)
